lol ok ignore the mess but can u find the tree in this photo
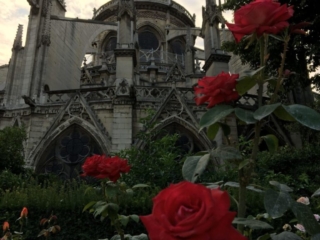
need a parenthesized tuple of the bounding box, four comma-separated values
(222, 0, 320, 95)
(0, 127, 26, 174)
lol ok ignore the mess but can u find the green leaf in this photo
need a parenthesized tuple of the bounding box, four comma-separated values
(211, 146, 242, 160)
(132, 234, 149, 240)
(291, 202, 320, 235)
(191, 154, 210, 182)
(254, 103, 281, 121)
(282, 104, 320, 130)
(269, 181, 293, 192)
(107, 203, 119, 220)
(236, 67, 264, 95)
(239, 159, 250, 170)
(236, 76, 257, 95)
(132, 184, 149, 189)
(93, 203, 108, 218)
(219, 123, 231, 137)
(261, 135, 279, 153)
(233, 218, 273, 229)
(257, 234, 270, 240)
(271, 232, 302, 240)
(264, 189, 291, 218)
(83, 201, 97, 213)
(107, 203, 119, 213)
(129, 215, 140, 223)
(84, 186, 94, 195)
(235, 108, 256, 124)
(126, 189, 134, 196)
(312, 188, 320, 198)
(247, 185, 264, 193)
(182, 156, 202, 182)
(119, 215, 130, 227)
(199, 105, 234, 130)
(224, 182, 240, 188)
(274, 105, 296, 121)
(207, 123, 220, 140)
(182, 154, 210, 183)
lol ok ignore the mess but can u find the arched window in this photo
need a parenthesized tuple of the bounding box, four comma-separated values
(37, 125, 102, 180)
(170, 40, 185, 55)
(105, 36, 117, 52)
(158, 123, 203, 155)
(138, 31, 159, 50)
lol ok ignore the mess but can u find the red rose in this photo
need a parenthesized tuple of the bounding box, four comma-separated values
(194, 72, 239, 108)
(81, 155, 101, 177)
(226, 0, 294, 43)
(140, 181, 246, 240)
(96, 156, 131, 182)
(20, 207, 28, 218)
(82, 155, 130, 182)
(3, 221, 9, 232)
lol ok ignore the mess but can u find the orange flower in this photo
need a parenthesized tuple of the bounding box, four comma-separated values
(2, 221, 9, 232)
(20, 207, 28, 218)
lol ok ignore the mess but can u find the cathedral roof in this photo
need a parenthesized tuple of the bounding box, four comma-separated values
(93, 0, 196, 27)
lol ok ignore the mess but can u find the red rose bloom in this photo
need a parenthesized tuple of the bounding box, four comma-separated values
(226, 0, 294, 43)
(3, 221, 9, 232)
(20, 207, 28, 218)
(194, 72, 239, 108)
(82, 155, 130, 182)
(140, 181, 246, 240)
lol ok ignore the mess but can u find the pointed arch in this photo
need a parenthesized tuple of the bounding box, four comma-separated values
(136, 115, 213, 152)
(30, 117, 109, 177)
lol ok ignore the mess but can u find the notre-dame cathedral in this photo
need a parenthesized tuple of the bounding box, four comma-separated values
(0, 0, 273, 179)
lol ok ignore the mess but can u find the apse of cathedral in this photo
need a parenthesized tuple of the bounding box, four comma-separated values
(0, 0, 262, 179)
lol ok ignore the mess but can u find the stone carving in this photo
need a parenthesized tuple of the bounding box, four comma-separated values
(27, 0, 40, 15)
(115, 78, 131, 96)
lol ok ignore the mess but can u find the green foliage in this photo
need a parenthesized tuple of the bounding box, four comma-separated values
(0, 171, 157, 239)
(119, 110, 183, 188)
(255, 144, 320, 194)
(0, 127, 26, 174)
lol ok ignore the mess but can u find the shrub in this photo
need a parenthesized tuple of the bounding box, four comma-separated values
(255, 143, 320, 195)
(0, 171, 157, 239)
(0, 126, 26, 174)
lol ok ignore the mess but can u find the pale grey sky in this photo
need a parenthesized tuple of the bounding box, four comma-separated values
(0, 0, 233, 65)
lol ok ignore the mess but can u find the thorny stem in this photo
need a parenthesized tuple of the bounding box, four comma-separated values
(238, 35, 268, 232)
(270, 33, 290, 104)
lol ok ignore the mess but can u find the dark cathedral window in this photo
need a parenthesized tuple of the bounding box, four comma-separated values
(37, 125, 102, 180)
(170, 40, 185, 55)
(138, 31, 159, 50)
(105, 36, 117, 52)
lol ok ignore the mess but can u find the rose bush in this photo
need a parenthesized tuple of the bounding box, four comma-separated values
(194, 72, 239, 108)
(140, 181, 246, 240)
(226, 0, 294, 43)
(81, 155, 130, 182)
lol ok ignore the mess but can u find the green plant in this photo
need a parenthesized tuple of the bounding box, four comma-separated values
(119, 110, 183, 189)
(0, 127, 26, 174)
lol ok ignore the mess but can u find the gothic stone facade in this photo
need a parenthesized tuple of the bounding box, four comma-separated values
(0, 0, 259, 179)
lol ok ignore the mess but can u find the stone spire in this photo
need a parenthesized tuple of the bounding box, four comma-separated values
(42, 0, 52, 46)
(202, 0, 230, 76)
(12, 24, 23, 50)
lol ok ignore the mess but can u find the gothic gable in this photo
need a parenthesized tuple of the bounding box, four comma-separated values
(165, 63, 186, 82)
(27, 92, 112, 166)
